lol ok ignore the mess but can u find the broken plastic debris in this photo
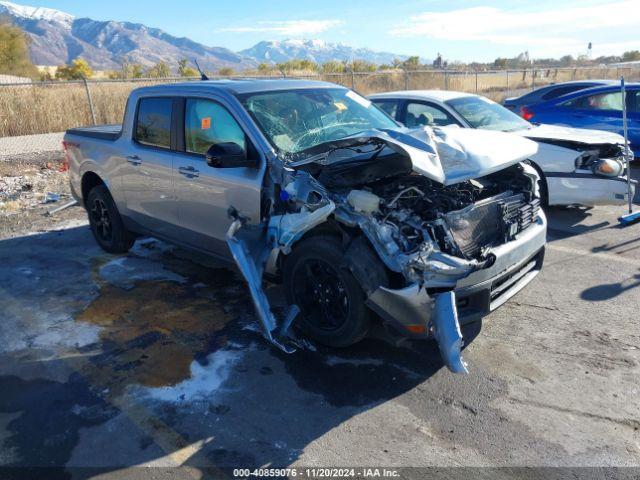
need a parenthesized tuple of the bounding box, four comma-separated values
(45, 199, 78, 216)
(43, 192, 61, 204)
(432, 291, 468, 374)
(225, 214, 299, 353)
(268, 201, 335, 254)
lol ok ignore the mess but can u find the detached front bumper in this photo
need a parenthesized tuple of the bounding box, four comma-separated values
(367, 210, 547, 337)
(547, 171, 637, 207)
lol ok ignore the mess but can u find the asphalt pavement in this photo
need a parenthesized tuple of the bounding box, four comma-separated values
(0, 171, 639, 480)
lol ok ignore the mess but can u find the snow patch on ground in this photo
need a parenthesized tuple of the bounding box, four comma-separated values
(99, 256, 185, 289)
(129, 237, 175, 260)
(138, 346, 247, 403)
(0, 309, 101, 354)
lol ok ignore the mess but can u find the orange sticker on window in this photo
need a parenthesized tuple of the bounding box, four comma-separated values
(201, 117, 211, 130)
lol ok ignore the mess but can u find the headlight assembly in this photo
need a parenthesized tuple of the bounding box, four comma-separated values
(591, 158, 624, 177)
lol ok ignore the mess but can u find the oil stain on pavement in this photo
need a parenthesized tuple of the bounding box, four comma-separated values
(76, 280, 234, 392)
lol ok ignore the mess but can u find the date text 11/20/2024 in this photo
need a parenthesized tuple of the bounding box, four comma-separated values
(233, 467, 400, 478)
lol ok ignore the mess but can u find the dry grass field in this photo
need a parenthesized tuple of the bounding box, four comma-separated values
(1, 67, 638, 137)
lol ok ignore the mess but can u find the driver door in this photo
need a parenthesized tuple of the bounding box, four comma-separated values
(173, 97, 264, 256)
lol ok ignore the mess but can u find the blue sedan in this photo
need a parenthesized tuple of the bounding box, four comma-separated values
(503, 80, 615, 114)
(522, 83, 640, 157)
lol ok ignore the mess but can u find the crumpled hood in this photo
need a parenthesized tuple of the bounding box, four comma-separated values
(513, 123, 625, 145)
(353, 127, 539, 186)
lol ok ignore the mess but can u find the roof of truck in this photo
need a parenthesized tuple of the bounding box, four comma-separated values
(133, 78, 339, 96)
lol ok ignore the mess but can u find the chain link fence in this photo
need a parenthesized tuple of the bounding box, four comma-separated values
(1, 66, 639, 137)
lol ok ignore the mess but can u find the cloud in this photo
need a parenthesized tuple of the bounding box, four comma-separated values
(389, 1, 640, 56)
(220, 19, 343, 36)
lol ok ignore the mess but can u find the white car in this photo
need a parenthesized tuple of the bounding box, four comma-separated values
(369, 90, 636, 207)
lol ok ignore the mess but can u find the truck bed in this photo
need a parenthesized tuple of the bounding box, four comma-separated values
(66, 124, 122, 141)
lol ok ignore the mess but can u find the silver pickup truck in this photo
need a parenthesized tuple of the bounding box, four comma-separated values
(65, 79, 547, 373)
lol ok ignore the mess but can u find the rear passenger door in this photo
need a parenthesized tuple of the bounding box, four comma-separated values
(173, 97, 264, 255)
(121, 96, 178, 236)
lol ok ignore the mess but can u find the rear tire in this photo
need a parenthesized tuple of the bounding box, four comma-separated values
(86, 185, 134, 254)
(283, 236, 371, 347)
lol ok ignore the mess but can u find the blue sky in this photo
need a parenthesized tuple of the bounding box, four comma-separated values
(15, 0, 640, 61)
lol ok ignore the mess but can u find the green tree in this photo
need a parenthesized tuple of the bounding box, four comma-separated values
(39, 67, 53, 81)
(178, 58, 198, 77)
(55, 58, 93, 80)
(257, 62, 272, 73)
(218, 67, 235, 76)
(493, 58, 508, 69)
(321, 60, 346, 73)
(559, 55, 575, 66)
(350, 59, 376, 72)
(276, 59, 318, 73)
(621, 50, 640, 62)
(0, 19, 38, 78)
(146, 61, 171, 78)
(122, 63, 144, 79)
(402, 56, 420, 70)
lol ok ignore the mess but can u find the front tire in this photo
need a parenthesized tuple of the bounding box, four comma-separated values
(283, 236, 371, 347)
(86, 185, 134, 254)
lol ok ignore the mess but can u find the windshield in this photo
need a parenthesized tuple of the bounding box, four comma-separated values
(447, 96, 531, 132)
(240, 88, 398, 154)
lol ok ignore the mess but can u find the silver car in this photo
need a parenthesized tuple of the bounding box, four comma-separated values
(65, 80, 546, 373)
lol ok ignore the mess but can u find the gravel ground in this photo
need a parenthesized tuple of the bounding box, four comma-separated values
(0, 154, 85, 240)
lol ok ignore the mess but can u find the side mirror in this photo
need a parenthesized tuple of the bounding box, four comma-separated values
(206, 142, 257, 168)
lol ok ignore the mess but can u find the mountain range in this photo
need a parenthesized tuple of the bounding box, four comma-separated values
(240, 39, 405, 65)
(0, 1, 410, 71)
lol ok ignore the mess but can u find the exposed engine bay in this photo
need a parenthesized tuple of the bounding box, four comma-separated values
(345, 165, 539, 261)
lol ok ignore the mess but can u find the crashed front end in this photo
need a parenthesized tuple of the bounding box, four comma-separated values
(229, 126, 546, 374)
(332, 158, 546, 373)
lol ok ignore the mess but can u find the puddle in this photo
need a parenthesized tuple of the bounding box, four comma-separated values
(75, 279, 238, 394)
(139, 346, 246, 403)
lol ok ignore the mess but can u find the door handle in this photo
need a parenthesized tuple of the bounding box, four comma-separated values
(178, 165, 200, 178)
(126, 155, 141, 165)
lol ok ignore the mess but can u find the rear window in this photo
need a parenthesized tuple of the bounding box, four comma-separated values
(541, 85, 592, 100)
(135, 97, 172, 148)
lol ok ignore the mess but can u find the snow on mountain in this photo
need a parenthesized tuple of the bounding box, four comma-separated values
(0, 1, 73, 26)
(240, 39, 407, 65)
(0, 1, 255, 71)
(0, 1, 412, 70)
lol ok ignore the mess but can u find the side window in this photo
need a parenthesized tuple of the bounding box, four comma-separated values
(185, 99, 246, 155)
(373, 100, 398, 119)
(406, 102, 458, 127)
(135, 97, 172, 148)
(564, 92, 623, 111)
